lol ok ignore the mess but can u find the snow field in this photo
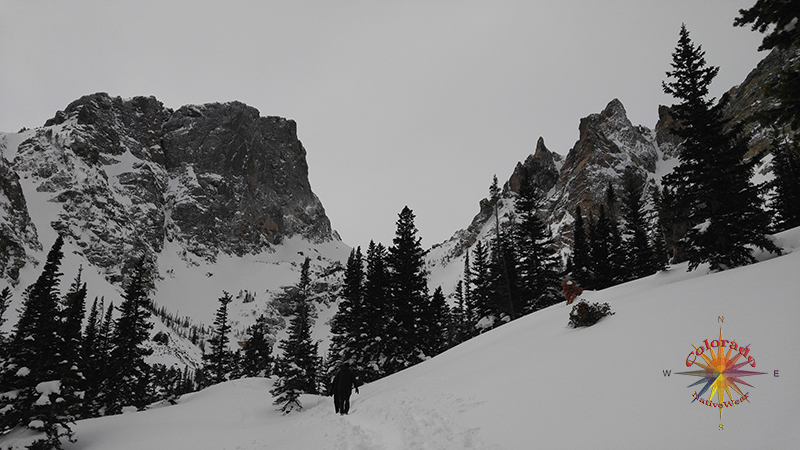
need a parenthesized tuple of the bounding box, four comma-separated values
(46, 227, 800, 449)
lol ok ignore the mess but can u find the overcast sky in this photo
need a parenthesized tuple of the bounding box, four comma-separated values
(0, 0, 769, 249)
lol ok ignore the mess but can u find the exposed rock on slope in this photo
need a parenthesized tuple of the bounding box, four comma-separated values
(0, 156, 40, 283)
(429, 98, 665, 270)
(549, 99, 659, 228)
(162, 102, 332, 258)
(428, 47, 799, 291)
(0, 93, 338, 284)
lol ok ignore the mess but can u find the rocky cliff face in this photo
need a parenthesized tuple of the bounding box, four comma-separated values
(549, 99, 660, 228)
(0, 155, 40, 283)
(0, 93, 337, 285)
(722, 46, 800, 154)
(429, 47, 797, 281)
(429, 98, 668, 269)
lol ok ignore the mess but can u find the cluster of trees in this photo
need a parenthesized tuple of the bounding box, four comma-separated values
(653, 16, 800, 272)
(0, 237, 166, 449)
(0, 237, 274, 449)
(571, 5, 800, 279)
(197, 293, 275, 390)
(568, 169, 667, 291)
(326, 171, 566, 388)
(456, 173, 564, 332)
(325, 206, 449, 386)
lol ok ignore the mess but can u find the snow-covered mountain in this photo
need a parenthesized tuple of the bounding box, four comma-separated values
(0, 93, 351, 367)
(425, 46, 798, 296)
(1, 46, 795, 378)
(3, 226, 796, 450)
(425, 97, 678, 295)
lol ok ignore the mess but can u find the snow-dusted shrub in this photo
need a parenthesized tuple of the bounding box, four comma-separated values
(568, 301, 614, 328)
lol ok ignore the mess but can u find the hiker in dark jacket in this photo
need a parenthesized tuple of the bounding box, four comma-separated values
(332, 363, 360, 415)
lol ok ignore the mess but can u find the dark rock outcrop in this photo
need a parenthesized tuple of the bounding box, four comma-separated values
(0, 156, 40, 283)
(506, 137, 561, 195)
(162, 102, 332, 255)
(2, 93, 337, 284)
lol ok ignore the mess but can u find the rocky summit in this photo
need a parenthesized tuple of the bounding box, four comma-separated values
(427, 46, 796, 279)
(0, 93, 337, 285)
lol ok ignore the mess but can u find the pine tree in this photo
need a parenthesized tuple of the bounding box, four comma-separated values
(385, 206, 431, 374)
(620, 167, 656, 280)
(459, 251, 477, 339)
(0, 237, 75, 448)
(359, 241, 390, 382)
(0, 287, 11, 375)
(570, 205, 592, 287)
(662, 24, 779, 271)
(514, 177, 562, 312)
(202, 292, 234, 386)
(241, 314, 274, 378)
(588, 205, 612, 289)
(80, 297, 105, 417)
(105, 258, 154, 414)
(55, 269, 87, 422)
(328, 248, 364, 369)
(424, 286, 450, 355)
(0, 286, 10, 340)
(271, 258, 321, 413)
(604, 183, 626, 285)
(450, 280, 466, 346)
(490, 224, 521, 321)
(470, 240, 496, 329)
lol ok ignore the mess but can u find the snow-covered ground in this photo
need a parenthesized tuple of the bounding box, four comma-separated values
(5, 228, 796, 449)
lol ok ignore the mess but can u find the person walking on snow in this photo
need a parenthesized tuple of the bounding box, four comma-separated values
(332, 363, 360, 415)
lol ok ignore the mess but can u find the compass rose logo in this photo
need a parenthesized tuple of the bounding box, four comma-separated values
(677, 327, 767, 419)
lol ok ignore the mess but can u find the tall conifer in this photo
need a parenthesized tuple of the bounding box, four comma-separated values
(271, 258, 320, 413)
(202, 292, 234, 386)
(570, 206, 592, 287)
(385, 206, 430, 374)
(360, 241, 390, 381)
(241, 314, 274, 378)
(662, 24, 779, 270)
(514, 175, 562, 312)
(0, 236, 75, 448)
(620, 167, 656, 280)
(106, 258, 154, 414)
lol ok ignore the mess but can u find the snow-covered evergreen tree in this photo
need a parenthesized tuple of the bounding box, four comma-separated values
(56, 269, 87, 422)
(241, 314, 274, 378)
(470, 240, 496, 330)
(201, 292, 234, 386)
(360, 241, 391, 382)
(385, 207, 431, 374)
(662, 24, 779, 270)
(588, 205, 613, 289)
(620, 167, 658, 280)
(0, 287, 10, 380)
(328, 248, 364, 371)
(105, 258, 154, 414)
(271, 258, 321, 413)
(0, 237, 75, 449)
(513, 175, 562, 313)
(569, 205, 592, 287)
(424, 286, 450, 355)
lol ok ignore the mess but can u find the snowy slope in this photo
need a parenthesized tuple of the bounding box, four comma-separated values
(5, 227, 794, 450)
